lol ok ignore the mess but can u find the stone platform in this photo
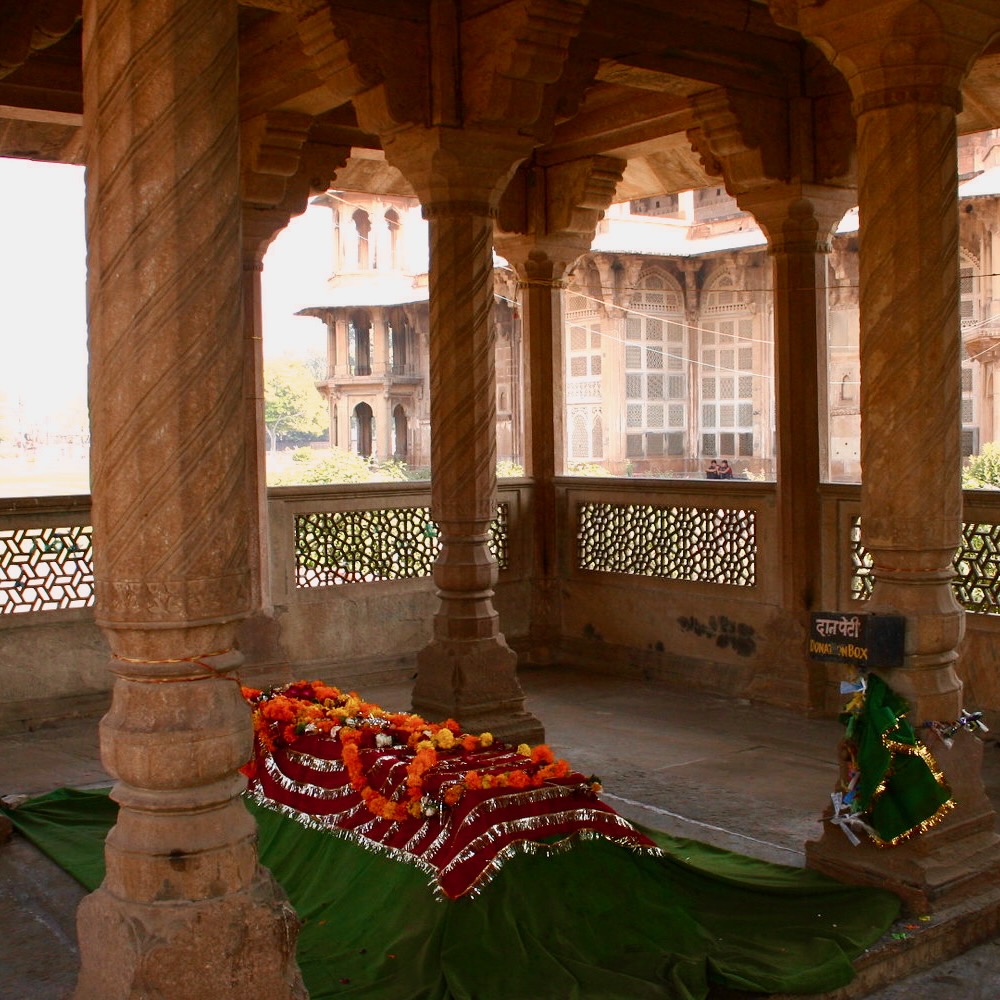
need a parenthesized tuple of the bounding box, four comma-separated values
(2, 667, 1000, 999)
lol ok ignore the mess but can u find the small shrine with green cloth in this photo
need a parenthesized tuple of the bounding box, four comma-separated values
(830, 672, 955, 847)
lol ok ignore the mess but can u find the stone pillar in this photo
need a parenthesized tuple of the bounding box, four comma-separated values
(76, 2, 304, 997)
(361, 130, 543, 742)
(739, 186, 855, 706)
(769, 0, 1000, 909)
(411, 190, 543, 742)
(495, 158, 624, 664)
(509, 253, 567, 664)
(241, 247, 272, 616)
(856, 90, 965, 720)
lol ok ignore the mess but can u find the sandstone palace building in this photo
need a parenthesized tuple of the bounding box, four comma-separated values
(302, 127, 1000, 484)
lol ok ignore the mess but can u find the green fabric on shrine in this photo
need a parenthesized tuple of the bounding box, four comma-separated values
(843, 672, 953, 844)
(3, 787, 901, 1000)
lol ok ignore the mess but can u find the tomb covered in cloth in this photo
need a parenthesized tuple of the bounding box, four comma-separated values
(3, 680, 904, 999)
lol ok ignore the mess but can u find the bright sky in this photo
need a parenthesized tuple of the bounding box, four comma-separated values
(0, 156, 332, 434)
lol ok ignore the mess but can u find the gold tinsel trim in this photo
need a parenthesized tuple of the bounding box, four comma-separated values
(867, 796, 956, 848)
(859, 717, 954, 847)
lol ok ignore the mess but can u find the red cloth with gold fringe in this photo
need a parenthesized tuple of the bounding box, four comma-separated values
(242, 682, 657, 900)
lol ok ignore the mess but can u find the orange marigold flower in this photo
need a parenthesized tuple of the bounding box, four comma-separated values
(506, 770, 531, 789)
(433, 729, 456, 750)
(241, 686, 262, 701)
(531, 745, 555, 765)
(464, 771, 483, 790)
(443, 785, 464, 806)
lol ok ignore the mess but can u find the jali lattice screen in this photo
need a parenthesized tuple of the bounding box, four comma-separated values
(851, 514, 1000, 614)
(0, 525, 94, 613)
(295, 503, 509, 588)
(576, 501, 756, 586)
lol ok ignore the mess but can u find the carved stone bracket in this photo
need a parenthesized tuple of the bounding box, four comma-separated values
(241, 111, 350, 257)
(688, 87, 790, 195)
(495, 154, 625, 279)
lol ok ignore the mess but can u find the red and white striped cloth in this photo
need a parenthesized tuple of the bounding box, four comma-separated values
(247, 730, 658, 899)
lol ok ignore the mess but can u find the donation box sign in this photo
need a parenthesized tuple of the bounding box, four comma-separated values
(808, 612, 905, 668)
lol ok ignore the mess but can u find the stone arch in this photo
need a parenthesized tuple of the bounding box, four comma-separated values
(352, 401, 374, 458)
(392, 403, 408, 461)
(352, 207, 371, 269)
(623, 268, 686, 464)
(385, 207, 400, 269)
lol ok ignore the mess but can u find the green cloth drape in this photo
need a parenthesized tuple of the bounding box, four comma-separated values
(3, 788, 900, 1000)
(842, 672, 953, 844)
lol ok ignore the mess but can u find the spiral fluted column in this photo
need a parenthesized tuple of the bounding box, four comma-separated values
(411, 196, 543, 743)
(857, 92, 965, 723)
(769, 0, 1000, 909)
(76, 1, 304, 996)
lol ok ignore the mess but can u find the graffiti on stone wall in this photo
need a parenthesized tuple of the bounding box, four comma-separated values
(678, 614, 756, 657)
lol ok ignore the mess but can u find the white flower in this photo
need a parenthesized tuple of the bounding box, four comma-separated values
(375, 732, 393, 748)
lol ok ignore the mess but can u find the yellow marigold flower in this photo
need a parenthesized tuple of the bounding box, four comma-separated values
(517, 743, 531, 757)
(481, 775, 493, 789)
(416, 739, 435, 752)
(434, 729, 456, 749)
(479, 732, 494, 747)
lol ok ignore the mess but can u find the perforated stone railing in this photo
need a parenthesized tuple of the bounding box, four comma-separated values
(294, 503, 509, 588)
(576, 498, 757, 587)
(851, 512, 1000, 614)
(0, 522, 94, 613)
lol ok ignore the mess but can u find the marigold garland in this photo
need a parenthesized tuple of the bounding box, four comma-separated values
(241, 680, 594, 824)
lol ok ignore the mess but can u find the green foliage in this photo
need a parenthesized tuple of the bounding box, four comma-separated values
(270, 449, 420, 486)
(264, 356, 327, 452)
(374, 459, 411, 482)
(497, 460, 524, 479)
(566, 461, 612, 477)
(963, 443, 1000, 489)
(271, 448, 373, 485)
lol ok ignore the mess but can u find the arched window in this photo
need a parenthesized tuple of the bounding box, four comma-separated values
(352, 401, 374, 458)
(960, 250, 980, 457)
(698, 269, 755, 459)
(352, 208, 371, 269)
(385, 208, 400, 270)
(387, 311, 409, 375)
(624, 270, 686, 460)
(392, 404, 408, 461)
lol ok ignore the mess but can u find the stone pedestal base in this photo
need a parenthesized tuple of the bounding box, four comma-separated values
(806, 731, 1000, 913)
(413, 637, 544, 745)
(74, 871, 306, 1000)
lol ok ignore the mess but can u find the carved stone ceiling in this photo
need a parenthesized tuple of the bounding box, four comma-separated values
(1, 1, 999, 202)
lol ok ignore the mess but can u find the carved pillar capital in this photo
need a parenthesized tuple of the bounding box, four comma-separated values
(738, 183, 856, 254)
(771, 0, 998, 112)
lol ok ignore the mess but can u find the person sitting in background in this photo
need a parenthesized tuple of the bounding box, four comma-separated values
(717, 460, 734, 479)
(706, 460, 721, 479)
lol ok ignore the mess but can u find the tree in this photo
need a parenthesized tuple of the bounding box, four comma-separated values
(263, 357, 327, 452)
(963, 443, 1000, 489)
